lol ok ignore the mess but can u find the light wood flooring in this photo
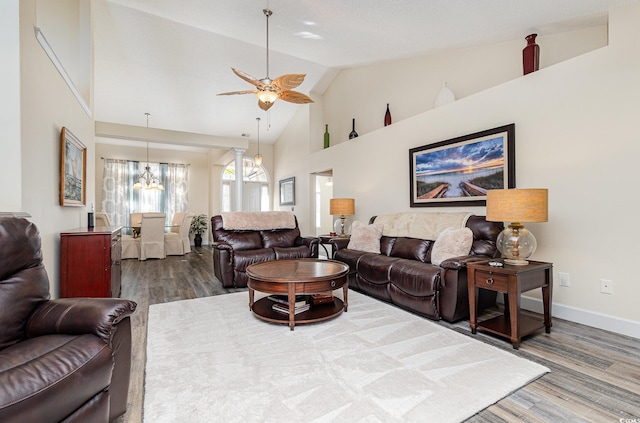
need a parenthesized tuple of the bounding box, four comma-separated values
(115, 246, 640, 423)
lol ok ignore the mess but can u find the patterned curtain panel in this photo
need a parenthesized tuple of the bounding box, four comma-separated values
(166, 163, 189, 218)
(101, 159, 129, 227)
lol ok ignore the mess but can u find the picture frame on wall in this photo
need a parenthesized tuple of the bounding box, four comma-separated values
(279, 177, 295, 206)
(409, 124, 515, 207)
(59, 127, 87, 206)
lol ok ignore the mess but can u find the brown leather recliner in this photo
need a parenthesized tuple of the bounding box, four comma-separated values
(211, 214, 319, 288)
(0, 217, 137, 423)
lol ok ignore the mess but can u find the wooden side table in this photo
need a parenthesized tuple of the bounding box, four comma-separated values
(318, 234, 349, 259)
(467, 260, 553, 349)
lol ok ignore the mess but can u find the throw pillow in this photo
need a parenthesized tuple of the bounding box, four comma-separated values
(431, 227, 473, 266)
(347, 221, 384, 254)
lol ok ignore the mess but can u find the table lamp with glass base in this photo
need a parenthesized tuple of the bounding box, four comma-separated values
(329, 198, 355, 236)
(486, 189, 548, 266)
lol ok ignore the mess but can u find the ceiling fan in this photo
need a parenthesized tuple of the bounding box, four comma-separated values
(217, 9, 314, 111)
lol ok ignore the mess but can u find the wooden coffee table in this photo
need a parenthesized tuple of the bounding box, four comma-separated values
(246, 258, 349, 330)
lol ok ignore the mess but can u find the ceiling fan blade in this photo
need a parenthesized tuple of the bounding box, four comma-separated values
(217, 90, 257, 96)
(231, 68, 260, 87)
(280, 90, 314, 104)
(258, 99, 275, 111)
(273, 73, 306, 90)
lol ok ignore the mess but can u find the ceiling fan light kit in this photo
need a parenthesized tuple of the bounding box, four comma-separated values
(217, 9, 314, 111)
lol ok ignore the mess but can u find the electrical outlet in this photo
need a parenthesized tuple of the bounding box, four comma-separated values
(559, 272, 570, 287)
(600, 279, 614, 295)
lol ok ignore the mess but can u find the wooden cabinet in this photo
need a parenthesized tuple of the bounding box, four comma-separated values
(60, 227, 122, 298)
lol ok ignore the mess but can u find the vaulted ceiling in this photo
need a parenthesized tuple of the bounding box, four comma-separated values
(94, 0, 636, 145)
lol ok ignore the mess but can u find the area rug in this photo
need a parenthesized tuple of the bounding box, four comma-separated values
(144, 291, 548, 423)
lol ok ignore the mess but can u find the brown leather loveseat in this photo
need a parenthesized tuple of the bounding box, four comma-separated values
(0, 217, 136, 422)
(332, 213, 503, 322)
(211, 212, 319, 288)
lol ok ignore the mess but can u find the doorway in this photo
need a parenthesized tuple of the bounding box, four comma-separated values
(311, 170, 333, 237)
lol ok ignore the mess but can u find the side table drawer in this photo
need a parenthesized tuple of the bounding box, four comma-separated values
(475, 270, 509, 292)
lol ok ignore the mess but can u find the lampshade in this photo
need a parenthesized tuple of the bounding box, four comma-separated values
(330, 198, 355, 216)
(486, 189, 548, 223)
(330, 198, 355, 236)
(486, 188, 548, 265)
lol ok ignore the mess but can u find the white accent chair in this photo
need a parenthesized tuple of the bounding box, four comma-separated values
(139, 213, 166, 260)
(165, 212, 194, 255)
(95, 212, 111, 226)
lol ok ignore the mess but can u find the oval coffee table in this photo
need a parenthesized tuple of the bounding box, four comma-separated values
(246, 258, 349, 330)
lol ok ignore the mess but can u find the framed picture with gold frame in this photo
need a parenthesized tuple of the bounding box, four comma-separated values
(59, 127, 87, 206)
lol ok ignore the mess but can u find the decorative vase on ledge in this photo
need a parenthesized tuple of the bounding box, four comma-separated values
(349, 118, 358, 139)
(324, 124, 330, 148)
(384, 104, 392, 126)
(523, 33, 540, 75)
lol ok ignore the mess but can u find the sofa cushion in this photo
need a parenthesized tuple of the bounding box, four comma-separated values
(0, 334, 112, 422)
(334, 248, 368, 274)
(431, 227, 473, 266)
(0, 218, 50, 351)
(273, 245, 311, 259)
(261, 228, 300, 248)
(215, 231, 263, 251)
(389, 237, 432, 263)
(357, 254, 400, 284)
(389, 260, 440, 296)
(379, 236, 396, 256)
(347, 221, 383, 253)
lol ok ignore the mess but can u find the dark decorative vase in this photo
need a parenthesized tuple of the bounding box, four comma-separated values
(194, 233, 203, 247)
(523, 33, 540, 75)
(349, 118, 358, 139)
(384, 103, 392, 126)
(324, 124, 330, 148)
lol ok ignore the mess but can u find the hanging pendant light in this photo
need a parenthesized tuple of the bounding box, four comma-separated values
(254, 117, 263, 166)
(133, 113, 165, 190)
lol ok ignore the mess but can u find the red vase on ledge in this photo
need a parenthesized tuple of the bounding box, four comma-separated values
(523, 33, 540, 75)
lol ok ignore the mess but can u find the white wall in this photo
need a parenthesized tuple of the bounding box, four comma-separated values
(275, 4, 640, 337)
(0, 0, 22, 212)
(19, 0, 95, 298)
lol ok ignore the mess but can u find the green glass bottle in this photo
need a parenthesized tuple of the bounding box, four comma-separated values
(324, 124, 330, 148)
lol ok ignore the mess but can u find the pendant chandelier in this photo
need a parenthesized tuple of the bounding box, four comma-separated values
(254, 117, 263, 166)
(133, 113, 164, 190)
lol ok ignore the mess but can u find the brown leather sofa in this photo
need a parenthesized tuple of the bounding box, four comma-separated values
(211, 214, 319, 288)
(0, 217, 136, 423)
(332, 215, 502, 322)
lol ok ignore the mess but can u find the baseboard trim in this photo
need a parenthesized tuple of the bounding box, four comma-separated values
(519, 295, 639, 340)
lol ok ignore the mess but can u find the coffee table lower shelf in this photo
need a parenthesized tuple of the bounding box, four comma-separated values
(251, 297, 345, 326)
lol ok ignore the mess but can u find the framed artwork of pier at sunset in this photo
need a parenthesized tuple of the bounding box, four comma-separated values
(409, 124, 515, 207)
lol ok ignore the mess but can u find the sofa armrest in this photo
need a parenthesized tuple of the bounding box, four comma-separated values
(26, 298, 137, 344)
(296, 236, 320, 258)
(297, 236, 319, 248)
(211, 241, 233, 251)
(439, 255, 491, 270)
(329, 237, 350, 251)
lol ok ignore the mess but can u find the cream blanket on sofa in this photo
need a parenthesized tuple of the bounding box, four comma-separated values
(374, 212, 473, 240)
(221, 211, 296, 230)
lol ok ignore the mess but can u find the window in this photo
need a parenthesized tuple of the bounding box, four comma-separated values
(221, 158, 270, 212)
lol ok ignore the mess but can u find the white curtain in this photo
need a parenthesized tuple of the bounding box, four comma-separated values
(166, 163, 189, 217)
(101, 159, 129, 227)
(101, 159, 189, 227)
